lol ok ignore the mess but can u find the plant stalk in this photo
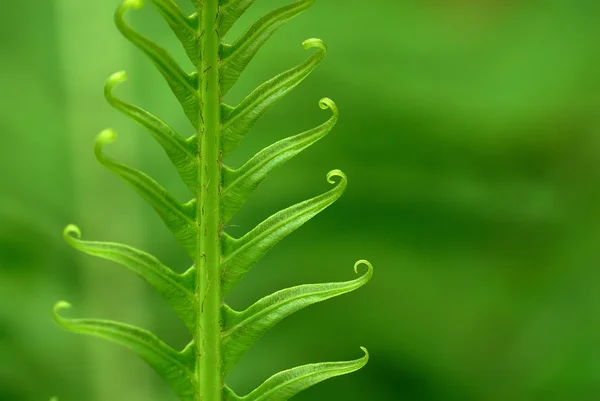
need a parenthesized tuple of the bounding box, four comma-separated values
(196, 0, 223, 400)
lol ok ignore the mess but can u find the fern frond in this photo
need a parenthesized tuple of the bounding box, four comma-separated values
(104, 72, 198, 192)
(222, 260, 373, 374)
(218, 0, 256, 37)
(221, 170, 347, 295)
(95, 130, 198, 257)
(221, 97, 338, 222)
(220, 0, 315, 96)
(221, 38, 327, 157)
(62, 225, 196, 331)
(255, 347, 369, 400)
(54, 302, 197, 401)
(223, 348, 369, 401)
(116, 0, 200, 127)
(149, 0, 200, 63)
(56, 0, 373, 400)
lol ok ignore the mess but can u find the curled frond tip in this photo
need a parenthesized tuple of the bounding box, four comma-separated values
(326, 169, 347, 185)
(107, 71, 128, 88)
(95, 129, 118, 161)
(97, 129, 118, 146)
(353, 259, 373, 277)
(53, 301, 73, 317)
(302, 38, 327, 51)
(105, 71, 128, 101)
(319, 97, 338, 115)
(122, 0, 144, 11)
(359, 346, 370, 361)
(63, 224, 82, 241)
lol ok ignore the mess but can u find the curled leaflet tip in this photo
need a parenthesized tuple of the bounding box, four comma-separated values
(122, 0, 144, 11)
(105, 72, 127, 99)
(53, 301, 72, 316)
(53, 301, 76, 329)
(353, 259, 373, 277)
(326, 169, 347, 185)
(107, 71, 128, 87)
(97, 129, 118, 144)
(302, 38, 327, 52)
(63, 224, 82, 241)
(318, 97, 338, 115)
(95, 130, 118, 160)
(359, 346, 370, 361)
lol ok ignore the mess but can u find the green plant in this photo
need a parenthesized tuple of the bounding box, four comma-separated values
(53, 0, 373, 400)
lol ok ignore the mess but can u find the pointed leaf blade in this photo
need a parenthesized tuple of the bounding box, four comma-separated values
(63, 225, 196, 331)
(149, 0, 200, 63)
(220, 0, 315, 96)
(221, 98, 338, 223)
(105, 71, 198, 192)
(221, 170, 347, 295)
(115, 0, 200, 128)
(241, 348, 369, 401)
(221, 38, 327, 157)
(218, 0, 255, 37)
(53, 302, 196, 401)
(95, 130, 197, 257)
(222, 260, 373, 374)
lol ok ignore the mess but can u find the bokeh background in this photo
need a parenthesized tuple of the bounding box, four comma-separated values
(2, 0, 600, 400)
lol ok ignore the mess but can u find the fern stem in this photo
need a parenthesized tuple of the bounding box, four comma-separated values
(196, 0, 223, 400)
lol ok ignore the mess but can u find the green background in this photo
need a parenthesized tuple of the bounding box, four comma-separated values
(2, 0, 600, 400)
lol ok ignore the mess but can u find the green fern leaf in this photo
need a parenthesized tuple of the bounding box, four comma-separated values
(62, 225, 196, 331)
(220, 0, 315, 96)
(104, 71, 198, 192)
(221, 38, 326, 157)
(116, 0, 200, 127)
(55, 0, 373, 400)
(221, 170, 347, 295)
(222, 260, 373, 374)
(149, 0, 200, 63)
(221, 97, 338, 222)
(218, 0, 256, 37)
(54, 302, 197, 401)
(95, 130, 198, 257)
(223, 348, 369, 400)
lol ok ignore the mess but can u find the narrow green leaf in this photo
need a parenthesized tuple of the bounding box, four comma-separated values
(220, 0, 315, 96)
(221, 98, 338, 223)
(149, 0, 200, 63)
(115, 0, 200, 128)
(218, 0, 254, 37)
(95, 130, 197, 257)
(62, 225, 196, 332)
(105, 71, 198, 192)
(227, 348, 369, 401)
(221, 38, 327, 157)
(53, 302, 197, 401)
(222, 260, 373, 375)
(221, 170, 347, 295)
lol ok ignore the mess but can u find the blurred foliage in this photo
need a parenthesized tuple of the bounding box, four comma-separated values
(1, 0, 600, 400)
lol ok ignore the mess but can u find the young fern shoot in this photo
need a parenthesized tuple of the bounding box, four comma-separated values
(54, 0, 373, 400)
